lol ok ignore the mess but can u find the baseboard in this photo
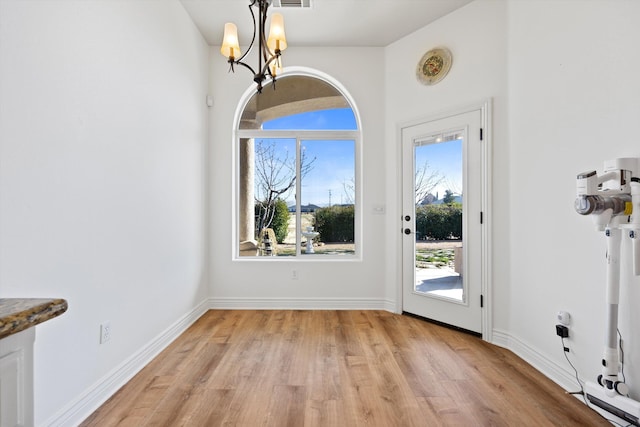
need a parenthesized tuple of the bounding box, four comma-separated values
(491, 328, 581, 393)
(382, 298, 397, 313)
(42, 299, 209, 427)
(208, 297, 394, 311)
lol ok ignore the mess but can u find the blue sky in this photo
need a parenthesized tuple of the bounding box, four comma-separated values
(260, 108, 462, 206)
(300, 139, 355, 206)
(262, 108, 356, 206)
(415, 139, 463, 199)
(263, 108, 356, 131)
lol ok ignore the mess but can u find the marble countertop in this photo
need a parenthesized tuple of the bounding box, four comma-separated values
(0, 298, 68, 340)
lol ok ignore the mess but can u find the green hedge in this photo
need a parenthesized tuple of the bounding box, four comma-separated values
(415, 203, 462, 240)
(315, 205, 354, 242)
(254, 198, 290, 243)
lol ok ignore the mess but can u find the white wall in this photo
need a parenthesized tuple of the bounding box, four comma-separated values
(385, 0, 640, 399)
(0, 1, 210, 424)
(2, 0, 639, 423)
(208, 47, 389, 308)
(383, 0, 509, 325)
(507, 0, 640, 396)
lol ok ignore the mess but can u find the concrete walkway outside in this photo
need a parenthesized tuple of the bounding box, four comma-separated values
(415, 267, 463, 300)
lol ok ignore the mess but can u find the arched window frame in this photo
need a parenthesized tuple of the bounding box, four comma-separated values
(231, 67, 363, 260)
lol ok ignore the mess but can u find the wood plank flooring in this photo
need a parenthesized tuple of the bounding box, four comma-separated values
(81, 310, 610, 426)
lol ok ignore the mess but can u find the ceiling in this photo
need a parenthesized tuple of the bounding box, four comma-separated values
(179, 0, 474, 48)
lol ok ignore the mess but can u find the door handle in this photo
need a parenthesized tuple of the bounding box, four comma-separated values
(404, 228, 411, 235)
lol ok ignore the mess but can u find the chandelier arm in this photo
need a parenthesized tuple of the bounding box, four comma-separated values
(260, 2, 277, 61)
(259, 3, 269, 64)
(257, 0, 268, 79)
(235, 1, 258, 65)
(232, 59, 258, 77)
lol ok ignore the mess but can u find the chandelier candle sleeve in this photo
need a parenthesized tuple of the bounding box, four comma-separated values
(267, 13, 287, 52)
(221, 23, 241, 59)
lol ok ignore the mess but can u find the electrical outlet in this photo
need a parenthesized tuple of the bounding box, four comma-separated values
(100, 321, 111, 344)
(557, 311, 571, 326)
(291, 269, 298, 280)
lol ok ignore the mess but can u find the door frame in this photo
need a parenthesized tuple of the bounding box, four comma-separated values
(395, 99, 493, 341)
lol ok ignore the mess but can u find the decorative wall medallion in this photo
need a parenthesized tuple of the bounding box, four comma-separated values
(416, 47, 452, 86)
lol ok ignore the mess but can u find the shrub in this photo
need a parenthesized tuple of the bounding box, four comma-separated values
(254, 198, 290, 243)
(271, 199, 290, 243)
(415, 203, 462, 240)
(315, 205, 354, 242)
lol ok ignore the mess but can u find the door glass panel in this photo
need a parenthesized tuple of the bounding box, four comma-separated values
(414, 131, 464, 301)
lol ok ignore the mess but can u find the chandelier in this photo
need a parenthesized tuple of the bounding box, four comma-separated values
(220, 0, 288, 93)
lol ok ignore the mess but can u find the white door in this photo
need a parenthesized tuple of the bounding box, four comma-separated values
(402, 109, 484, 334)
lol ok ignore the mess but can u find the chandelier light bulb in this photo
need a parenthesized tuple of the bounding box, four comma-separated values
(269, 56, 283, 76)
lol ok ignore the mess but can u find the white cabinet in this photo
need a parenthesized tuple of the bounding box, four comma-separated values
(0, 328, 34, 427)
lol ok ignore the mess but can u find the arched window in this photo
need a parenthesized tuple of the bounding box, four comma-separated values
(235, 70, 361, 258)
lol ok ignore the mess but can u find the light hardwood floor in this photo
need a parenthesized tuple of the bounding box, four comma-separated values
(81, 310, 610, 426)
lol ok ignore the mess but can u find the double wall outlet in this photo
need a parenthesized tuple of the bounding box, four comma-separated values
(100, 321, 111, 344)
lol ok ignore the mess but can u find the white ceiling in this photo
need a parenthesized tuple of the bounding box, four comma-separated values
(179, 0, 474, 48)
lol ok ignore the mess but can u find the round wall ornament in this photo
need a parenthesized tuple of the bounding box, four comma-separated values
(416, 47, 452, 85)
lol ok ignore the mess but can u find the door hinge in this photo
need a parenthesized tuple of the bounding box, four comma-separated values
(480, 294, 484, 308)
(480, 211, 484, 224)
(480, 128, 484, 141)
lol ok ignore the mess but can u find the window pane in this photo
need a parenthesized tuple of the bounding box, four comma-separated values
(239, 75, 350, 130)
(263, 108, 357, 131)
(239, 137, 297, 257)
(300, 139, 355, 256)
